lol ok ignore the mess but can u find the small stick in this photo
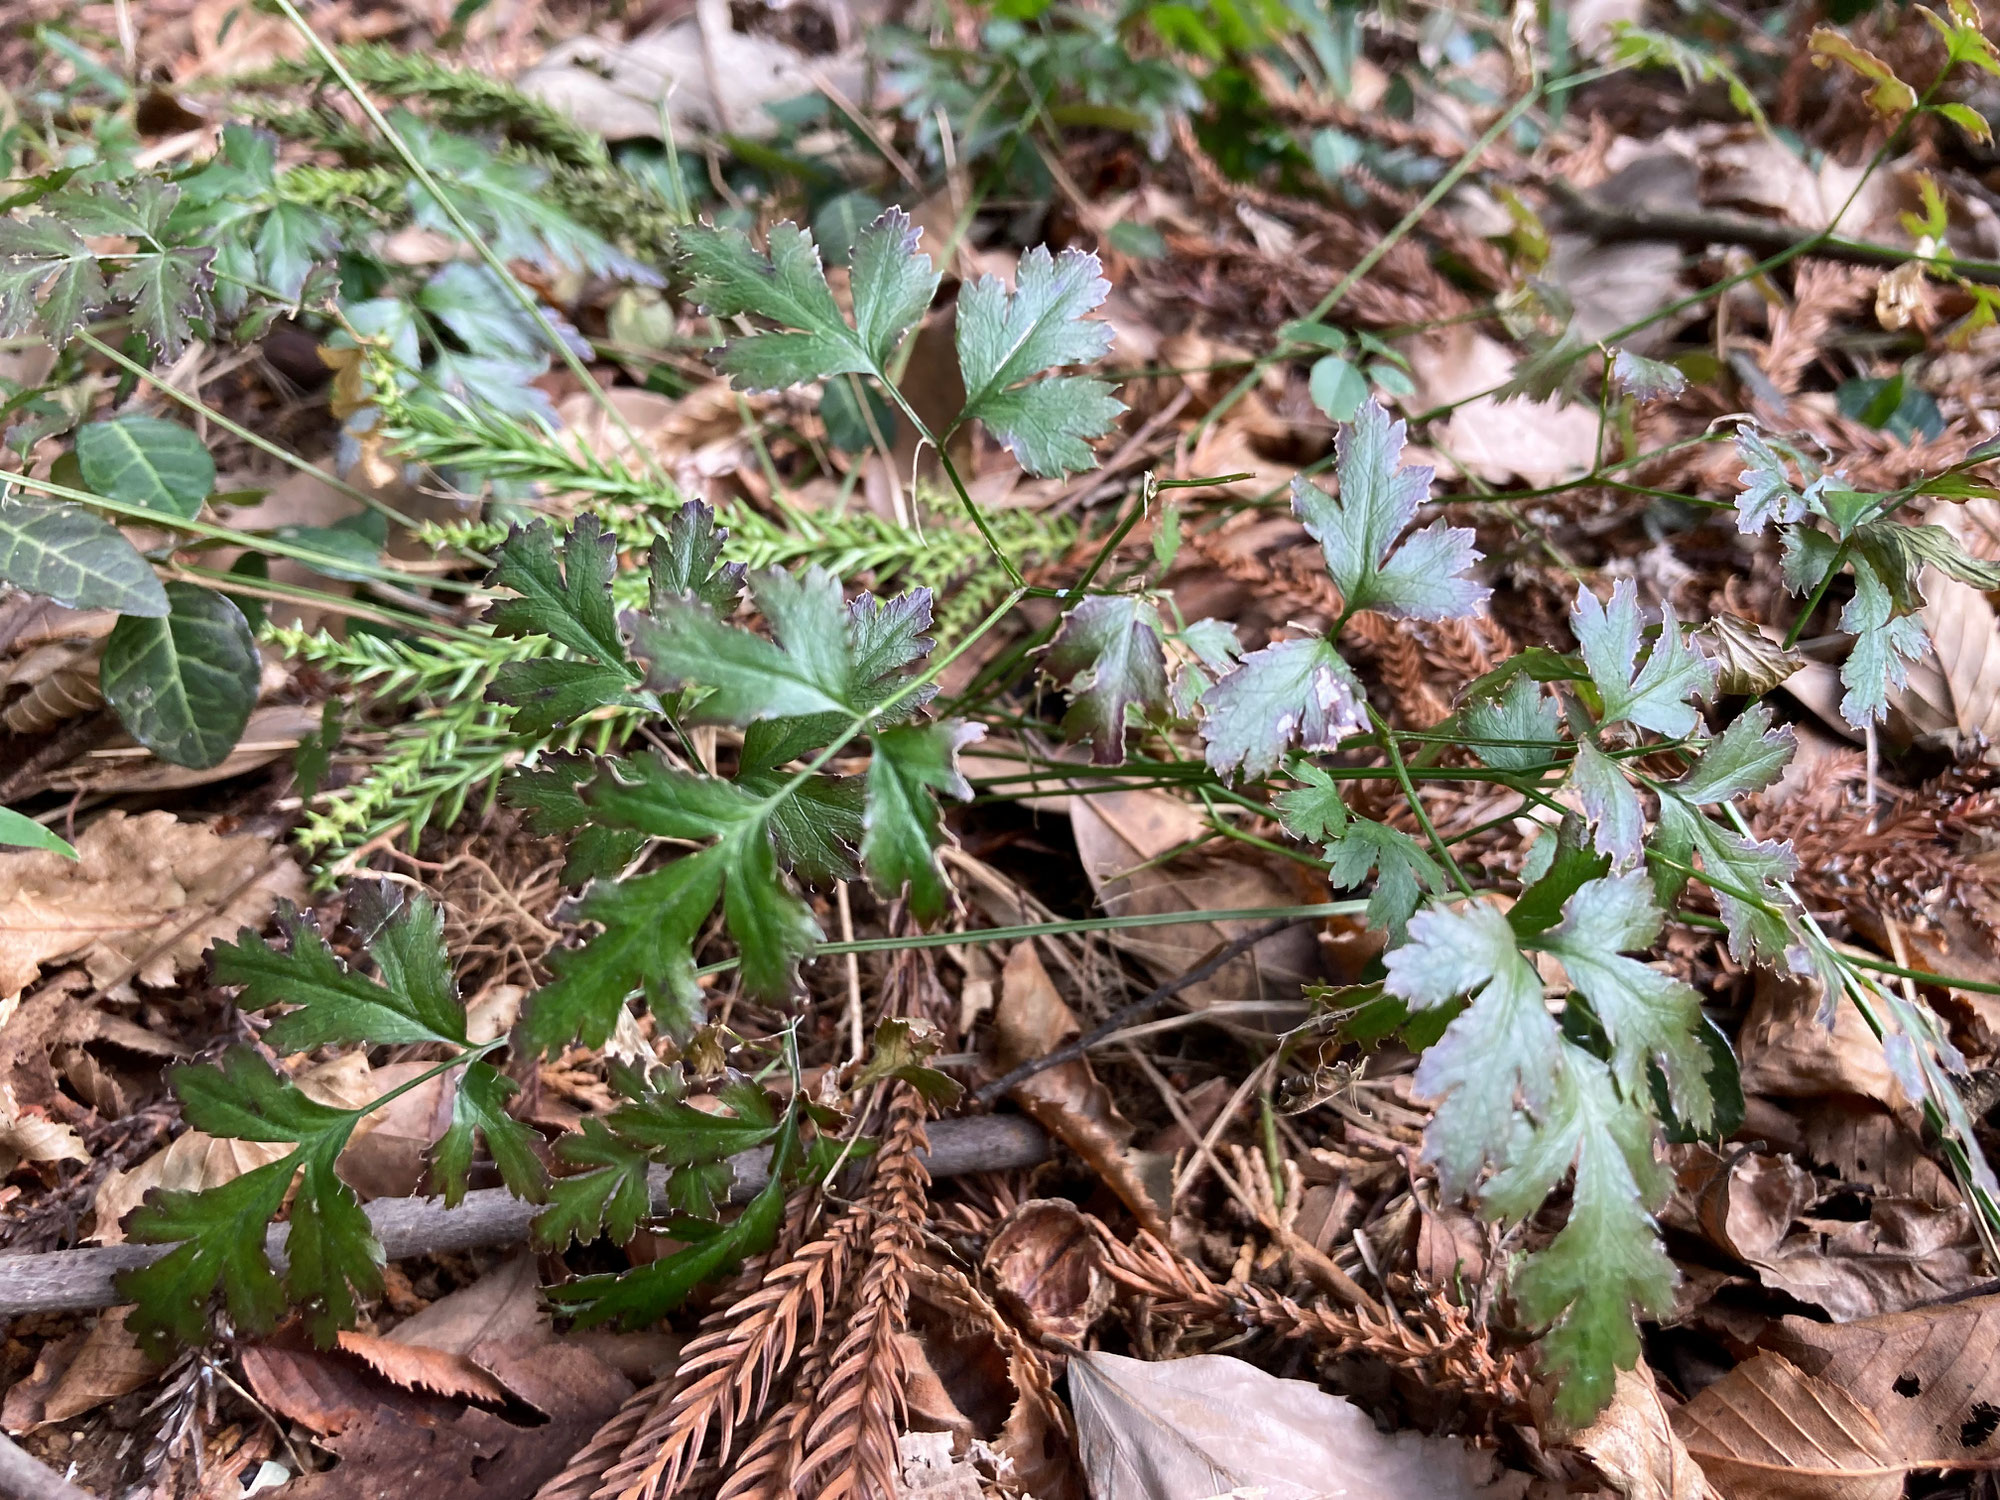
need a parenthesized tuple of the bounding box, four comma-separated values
(0, 1116, 1049, 1319)
(971, 916, 1310, 1106)
(0, 1431, 97, 1500)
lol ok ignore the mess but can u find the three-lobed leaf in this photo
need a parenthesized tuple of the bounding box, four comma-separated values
(1042, 594, 1169, 765)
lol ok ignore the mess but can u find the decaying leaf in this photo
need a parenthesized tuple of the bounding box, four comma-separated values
(1069, 1351, 1522, 1500)
(0, 1311, 158, 1429)
(982, 1198, 1113, 1345)
(1737, 972, 1903, 1107)
(1576, 1362, 1715, 1500)
(0, 810, 303, 1004)
(0, 1079, 87, 1167)
(1672, 1353, 1912, 1500)
(993, 943, 1170, 1237)
(1066, 787, 1321, 1008)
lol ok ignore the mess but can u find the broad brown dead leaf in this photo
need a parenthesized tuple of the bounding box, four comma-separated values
(0, 811, 303, 1005)
(334, 1332, 511, 1406)
(1672, 1353, 1904, 1500)
(1576, 1363, 1715, 1500)
(1066, 788, 1320, 1010)
(1737, 973, 1903, 1109)
(994, 943, 1170, 1237)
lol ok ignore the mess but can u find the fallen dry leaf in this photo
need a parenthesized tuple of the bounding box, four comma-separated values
(993, 943, 1170, 1237)
(1576, 1363, 1715, 1500)
(1069, 1350, 1523, 1500)
(1672, 1353, 1907, 1500)
(386, 1255, 549, 1354)
(38, 1312, 155, 1426)
(1403, 325, 1600, 487)
(0, 810, 303, 1005)
(0, 1080, 87, 1168)
(1066, 788, 1320, 1010)
(982, 1198, 1113, 1345)
(334, 1332, 511, 1406)
(1737, 972, 1904, 1109)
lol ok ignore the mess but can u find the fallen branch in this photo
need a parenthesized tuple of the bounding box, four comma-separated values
(0, 1432, 97, 1500)
(0, 1115, 1049, 1318)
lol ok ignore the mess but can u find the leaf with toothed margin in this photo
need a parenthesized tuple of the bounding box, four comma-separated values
(1536, 872, 1712, 1127)
(1169, 617, 1241, 718)
(1673, 703, 1796, 804)
(646, 499, 747, 613)
(1732, 428, 1828, 535)
(1570, 580, 1713, 737)
(1654, 792, 1800, 968)
(1199, 635, 1365, 780)
(678, 210, 940, 392)
(429, 1060, 549, 1208)
(863, 719, 985, 923)
(1464, 674, 1563, 771)
(1292, 401, 1489, 621)
(1322, 816, 1445, 940)
(1837, 554, 1930, 727)
(1042, 594, 1169, 765)
(1383, 898, 1562, 1196)
(1569, 739, 1645, 870)
(1483, 1042, 1677, 1426)
(1275, 761, 1348, 844)
(954, 245, 1124, 477)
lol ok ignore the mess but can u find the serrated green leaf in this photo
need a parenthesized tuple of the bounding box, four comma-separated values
(75, 416, 214, 520)
(0, 213, 108, 344)
(533, 1115, 654, 1249)
(1042, 594, 1169, 765)
(1293, 401, 1489, 621)
(1537, 873, 1712, 1125)
(1275, 761, 1348, 843)
(212, 896, 467, 1051)
(1483, 1043, 1676, 1426)
(100, 582, 259, 769)
(1465, 675, 1563, 770)
(1167, 616, 1239, 717)
(504, 759, 646, 884)
(118, 1156, 295, 1358)
(1656, 795, 1800, 967)
(680, 210, 937, 390)
(1507, 819, 1610, 941)
(1324, 815, 1445, 939)
(955, 245, 1123, 477)
(492, 658, 646, 736)
(634, 569, 932, 725)
(1385, 899, 1562, 1194)
(285, 1139, 384, 1345)
(604, 1077, 783, 1165)
(1674, 703, 1795, 803)
(431, 1059, 548, 1207)
(647, 499, 746, 613)
(1570, 580, 1713, 737)
(111, 247, 217, 363)
(0, 495, 168, 615)
(1733, 429, 1827, 536)
(1838, 554, 1929, 727)
(1569, 739, 1645, 870)
(255, 199, 339, 304)
(485, 517, 633, 667)
(1200, 635, 1365, 780)
(864, 719, 983, 922)
(1854, 518, 2000, 597)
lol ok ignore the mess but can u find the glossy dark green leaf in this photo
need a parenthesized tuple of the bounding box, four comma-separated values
(75, 415, 214, 520)
(100, 582, 259, 769)
(0, 495, 167, 615)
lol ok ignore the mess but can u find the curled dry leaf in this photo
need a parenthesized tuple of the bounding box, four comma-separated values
(1737, 972, 1903, 1108)
(1066, 787, 1320, 1010)
(0, 1080, 87, 1167)
(994, 943, 1171, 1237)
(0, 1311, 160, 1430)
(334, 1332, 512, 1406)
(0, 810, 303, 1005)
(1069, 1351, 1523, 1500)
(982, 1198, 1113, 1346)
(1575, 1363, 1715, 1500)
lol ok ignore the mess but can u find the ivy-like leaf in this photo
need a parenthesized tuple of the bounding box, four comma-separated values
(954, 245, 1123, 477)
(1042, 594, 1169, 765)
(1570, 580, 1713, 737)
(1200, 636, 1366, 780)
(678, 211, 938, 391)
(1482, 1044, 1677, 1426)
(75, 416, 214, 521)
(99, 582, 259, 769)
(1292, 401, 1489, 621)
(0, 495, 168, 615)
(863, 720, 984, 923)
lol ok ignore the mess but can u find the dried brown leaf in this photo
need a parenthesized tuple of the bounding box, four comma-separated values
(39, 1310, 158, 1425)
(1671, 1353, 1906, 1500)
(0, 811, 303, 1004)
(1737, 972, 1903, 1109)
(1576, 1363, 1715, 1500)
(993, 943, 1170, 1237)
(334, 1332, 512, 1406)
(983, 1198, 1113, 1345)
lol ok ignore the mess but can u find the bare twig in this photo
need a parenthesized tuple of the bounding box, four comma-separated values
(0, 1116, 1048, 1317)
(0, 1432, 98, 1500)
